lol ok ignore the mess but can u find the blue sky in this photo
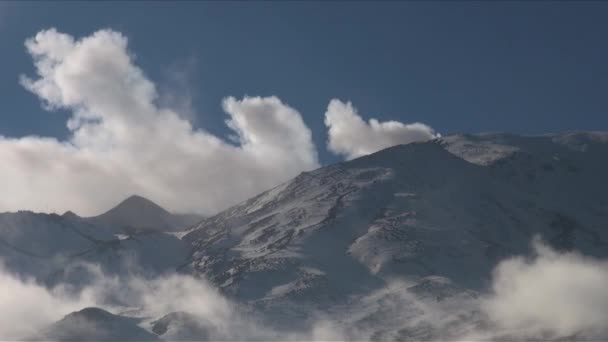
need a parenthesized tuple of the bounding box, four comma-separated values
(1, 2, 608, 215)
(2, 2, 608, 163)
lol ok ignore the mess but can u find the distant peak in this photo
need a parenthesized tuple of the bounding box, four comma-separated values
(101, 194, 170, 217)
(62, 210, 80, 219)
(118, 194, 162, 207)
(122, 194, 152, 203)
(69, 307, 114, 320)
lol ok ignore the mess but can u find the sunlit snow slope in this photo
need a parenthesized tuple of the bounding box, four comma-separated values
(183, 132, 608, 309)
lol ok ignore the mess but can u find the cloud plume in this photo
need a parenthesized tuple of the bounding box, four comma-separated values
(324, 99, 439, 160)
(0, 28, 319, 216)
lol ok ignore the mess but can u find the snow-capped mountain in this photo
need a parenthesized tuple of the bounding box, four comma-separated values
(4, 132, 608, 340)
(182, 132, 608, 313)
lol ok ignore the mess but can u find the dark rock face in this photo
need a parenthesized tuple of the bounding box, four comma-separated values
(87, 195, 203, 233)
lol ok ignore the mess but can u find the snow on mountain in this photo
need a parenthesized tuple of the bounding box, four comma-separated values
(4, 132, 608, 340)
(182, 132, 608, 315)
(0, 196, 196, 284)
(0, 211, 109, 282)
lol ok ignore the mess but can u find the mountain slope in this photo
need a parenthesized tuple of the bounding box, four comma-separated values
(0, 196, 195, 284)
(0, 211, 114, 282)
(182, 132, 608, 311)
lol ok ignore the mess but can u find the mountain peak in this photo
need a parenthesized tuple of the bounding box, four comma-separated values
(112, 195, 169, 215)
(87, 195, 202, 232)
(87, 195, 173, 231)
(61, 210, 80, 219)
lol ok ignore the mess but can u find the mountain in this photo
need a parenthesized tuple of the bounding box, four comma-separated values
(5, 132, 608, 340)
(0, 195, 197, 285)
(181, 132, 608, 319)
(86, 195, 203, 233)
(36, 307, 159, 341)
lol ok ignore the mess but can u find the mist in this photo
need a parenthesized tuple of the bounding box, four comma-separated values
(1, 238, 607, 340)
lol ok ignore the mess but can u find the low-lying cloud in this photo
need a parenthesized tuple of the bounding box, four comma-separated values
(324, 99, 439, 160)
(2, 239, 607, 340)
(0, 263, 94, 339)
(477, 237, 608, 339)
(341, 239, 608, 340)
(0, 261, 341, 341)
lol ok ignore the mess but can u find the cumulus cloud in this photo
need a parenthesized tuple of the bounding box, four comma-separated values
(324, 99, 439, 160)
(0, 28, 318, 215)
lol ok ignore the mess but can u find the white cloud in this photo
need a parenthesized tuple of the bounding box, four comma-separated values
(0, 264, 94, 339)
(2, 239, 608, 340)
(0, 261, 342, 340)
(324, 99, 439, 160)
(325, 239, 608, 340)
(0, 28, 319, 216)
(478, 238, 608, 339)
(157, 56, 199, 123)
